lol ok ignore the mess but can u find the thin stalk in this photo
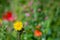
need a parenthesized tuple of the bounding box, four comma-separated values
(17, 31, 21, 40)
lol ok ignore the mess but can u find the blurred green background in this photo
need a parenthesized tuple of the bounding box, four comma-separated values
(0, 0, 60, 40)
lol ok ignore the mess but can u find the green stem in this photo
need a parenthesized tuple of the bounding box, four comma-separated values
(17, 32, 21, 40)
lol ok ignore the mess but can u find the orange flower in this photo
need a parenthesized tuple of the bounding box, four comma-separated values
(34, 30, 42, 37)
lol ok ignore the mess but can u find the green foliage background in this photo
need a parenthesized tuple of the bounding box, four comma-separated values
(0, 0, 60, 40)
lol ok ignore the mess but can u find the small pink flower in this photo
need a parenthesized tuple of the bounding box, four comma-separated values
(28, 1, 33, 6)
(25, 13, 30, 17)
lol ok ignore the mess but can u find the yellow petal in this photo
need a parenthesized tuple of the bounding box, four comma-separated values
(13, 21, 23, 31)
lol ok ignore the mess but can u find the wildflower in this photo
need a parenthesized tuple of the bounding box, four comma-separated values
(34, 30, 42, 37)
(2, 11, 15, 22)
(0, 19, 2, 23)
(25, 13, 30, 17)
(28, 1, 33, 6)
(0, 19, 2, 26)
(13, 21, 23, 31)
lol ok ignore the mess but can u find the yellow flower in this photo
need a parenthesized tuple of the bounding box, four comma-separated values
(13, 21, 23, 31)
(0, 19, 2, 23)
